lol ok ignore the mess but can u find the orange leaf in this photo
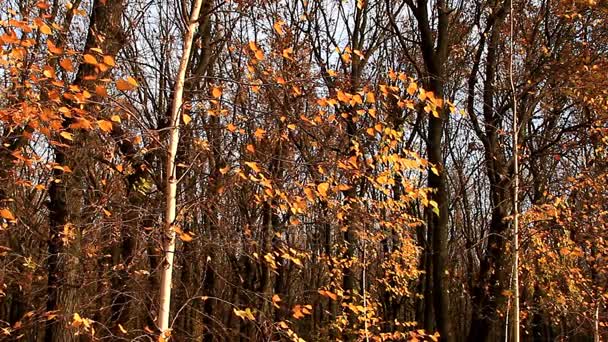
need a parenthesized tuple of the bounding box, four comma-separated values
(211, 86, 222, 98)
(60, 58, 74, 72)
(116, 77, 138, 91)
(282, 47, 293, 59)
(47, 40, 63, 55)
(179, 232, 193, 242)
(0, 208, 15, 220)
(317, 182, 329, 197)
(407, 82, 418, 96)
(366, 91, 376, 103)
(254, 128, 266, 140)
(83, 54, 97, 65)
(273, 20, 285, 35)
(219, 165, 230, 174)
(95, 85, 107, 97)
(39, 24, 51, 35)
(97, 120, 113, 132)
(255, 49, 264, 60)
(103, 55, 115, 66)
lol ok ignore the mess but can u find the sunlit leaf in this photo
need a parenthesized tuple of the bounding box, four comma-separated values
(0, 208, 15, 220)
(97, 120, 113, 132)
(83, 54, 97, 65)
(60, 131, 74, 141)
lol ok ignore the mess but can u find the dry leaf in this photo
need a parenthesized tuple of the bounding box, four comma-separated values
(60, 58, 74, 72)
(273, 20, 285, 35)
(211, 86, 222, 98)
(97, 120, 113, 132)
(0, 208, 15, 220)
(60, 131, 74, 141)
(103, 55, 115, 66)
(317, 182, 329, 197)
(83, 54, 97, 65)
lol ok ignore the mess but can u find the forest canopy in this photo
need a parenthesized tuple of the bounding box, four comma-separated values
(0, 0, 607, 341)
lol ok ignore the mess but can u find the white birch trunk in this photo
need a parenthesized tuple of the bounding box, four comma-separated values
(158, 0, 204, 335)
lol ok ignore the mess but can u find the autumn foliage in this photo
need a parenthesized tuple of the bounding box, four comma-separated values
(0, 0, 607, 341)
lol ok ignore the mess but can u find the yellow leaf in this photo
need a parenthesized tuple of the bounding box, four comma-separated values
(248, 41, 258, 51)
(71, 313, 82, 328)
(282, 47, 293, 59)
(366, 91, 376, 103)
(179, 232, 193, 242)
(418, 89, 427, 101)
(407, 82, 418, 96)
(60, 58, 74, 72)
(43, 66, 55, 78)
(317, 182, 329, 197)
(110, 115, 121, 123)
(0, 208, 15, 220)
(273, 20, 285, 35)
(245, 162, 261, 173)
(234, 308, 256, 321)
(183, 114, 192, 125)
(40, 24, 51, 35)
(60, 131, 73, 141)
(83, 54, 97, 65)
(97, 120, 113, 132)
(341, 52, 351, 63)
(304, 187, 315, 201)
(211, 86, 222, 98)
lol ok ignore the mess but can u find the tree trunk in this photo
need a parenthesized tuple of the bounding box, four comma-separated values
(157, 0, 204, 335)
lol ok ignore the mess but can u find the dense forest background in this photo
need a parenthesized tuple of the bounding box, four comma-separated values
(0, 0, 607, 341)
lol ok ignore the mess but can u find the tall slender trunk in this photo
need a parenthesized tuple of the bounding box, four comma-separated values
(403, 1, 453, 339)
(157, 0, 204, 334)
